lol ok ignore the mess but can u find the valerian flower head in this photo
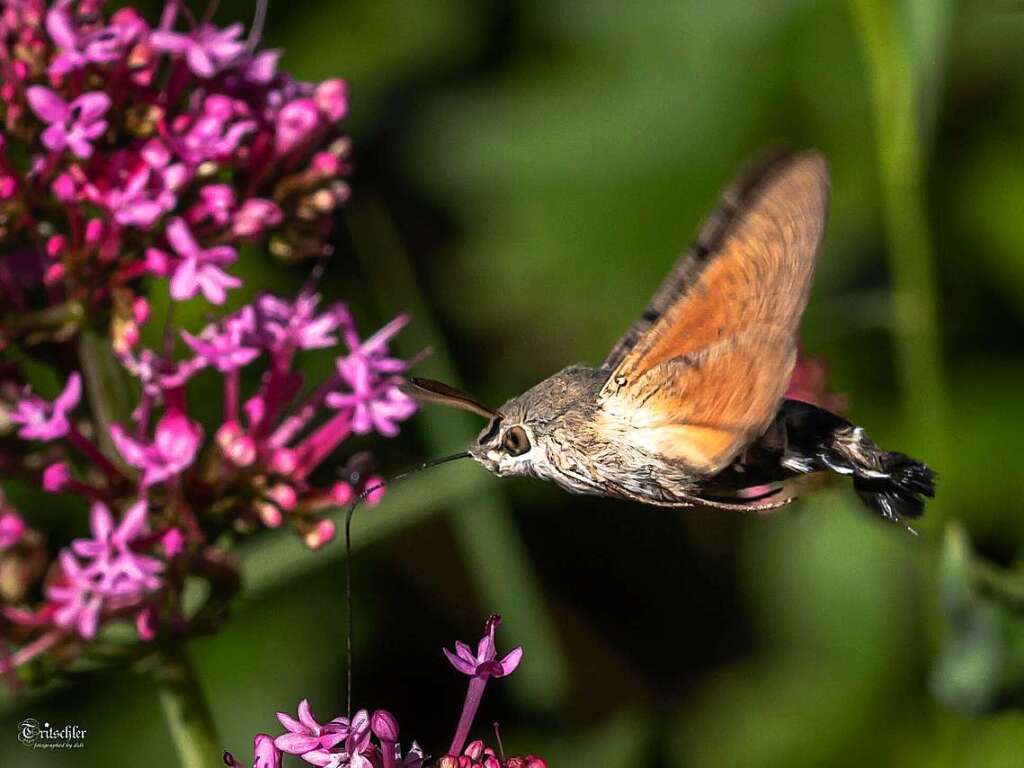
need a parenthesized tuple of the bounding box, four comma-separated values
(0, 0, 353, 336)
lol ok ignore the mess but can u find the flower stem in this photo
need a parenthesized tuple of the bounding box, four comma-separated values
(449, 676, 487, 756)
(154, 644, 222, 768)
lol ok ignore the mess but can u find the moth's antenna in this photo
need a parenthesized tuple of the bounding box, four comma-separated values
(344, 450, 472, 716)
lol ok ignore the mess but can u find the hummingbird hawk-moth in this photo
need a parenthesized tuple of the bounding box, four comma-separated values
(404, 149, 936, 526)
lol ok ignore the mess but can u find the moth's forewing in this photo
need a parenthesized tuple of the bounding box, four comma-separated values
(597, 151, 830, 475)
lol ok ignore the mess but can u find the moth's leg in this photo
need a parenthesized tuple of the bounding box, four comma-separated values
(683, 492, 796, 513)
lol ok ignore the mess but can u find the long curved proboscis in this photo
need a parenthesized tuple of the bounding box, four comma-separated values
(401, 377, 499, 420)
(343, 450, 471, 717)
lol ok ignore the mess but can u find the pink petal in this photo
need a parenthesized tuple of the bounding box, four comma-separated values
(497, 646, 523, 676)
(90, 502, 114, 541)
(299, 751, 336, 767)
(72, 92, 111, 122)
(276, 712, 307, 735)
(148, 30, 190, 54)
(26, 86, 68, 123)
(186, 45, 215, 77)
(114, 500, 148, 544)
(273, 733, 320, 755)
(297, 699, 319, 732)
(45, 8, 78, 49)
(170, 256, 199, 300)
(40, 123, 69, 152)
(110, 424, 148, 467)
(55, 372, 81, 413)
(165, 217, 199, 258)
(78, 596, 101, 639)
(443, 648, 477, 676)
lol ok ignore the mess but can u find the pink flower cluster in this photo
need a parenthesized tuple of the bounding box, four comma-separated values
(0, 288, 417, 673)
(0, 0, 351, 349)
(228, 617, 545, 768)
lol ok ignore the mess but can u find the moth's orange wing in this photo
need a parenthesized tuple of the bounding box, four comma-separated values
(597, 150, 829, 474)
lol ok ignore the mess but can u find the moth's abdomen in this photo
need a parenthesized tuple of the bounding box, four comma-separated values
(712, 400, 935, 525)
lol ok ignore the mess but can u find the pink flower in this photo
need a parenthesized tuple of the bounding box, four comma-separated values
(155, 217, 240, 304)
(26, 87, 110, 159)
(233, 198, 283, 238)
(101, 141, 187, 229)
(47, 550, 103, 639)
(274, 699, 350, 762)
(257, 293, 347, 352)
(444, 614, 523, 679)
(47, 500, 163, 639)
(170, 94, 256, 166)
(110, 410, 203, 487)
(45, 5, 129, 76)
(150, 23, 246, 77)
(70, 501, 163, 594)
(183, 320, 260, 373)
(9, 372, 81, 441)
(275, 99, 321, 155)
(445, 615, 523, 756)
(327, 316, 417, 437)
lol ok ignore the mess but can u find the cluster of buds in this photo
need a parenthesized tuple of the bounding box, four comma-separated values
(0, 0, 351, 350)
(227, 617, 546, 768)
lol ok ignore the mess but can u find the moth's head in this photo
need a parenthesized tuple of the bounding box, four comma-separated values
(467, 403, 542, 478)
(401, 377, 561, 479)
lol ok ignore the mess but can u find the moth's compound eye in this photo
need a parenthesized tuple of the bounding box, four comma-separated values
(501, 425, 531, 456)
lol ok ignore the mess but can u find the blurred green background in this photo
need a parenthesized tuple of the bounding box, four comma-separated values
(5, 0, 1024, 765)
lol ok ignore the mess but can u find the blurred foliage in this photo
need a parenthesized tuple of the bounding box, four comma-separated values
(4, 0, 1024, 766)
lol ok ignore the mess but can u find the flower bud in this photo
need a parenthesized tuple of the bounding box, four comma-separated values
(135, 605, 158, 641)
(304, 518, 336, 550)
(42, 461, 71, 493)
(314, 79, 348, 122)
(370, 709, 399, 743)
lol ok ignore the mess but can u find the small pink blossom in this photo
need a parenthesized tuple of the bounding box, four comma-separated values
(275, 99, 321, 155)
(9, 372, 81, 441)
(327, 316, 417, 437)
(26, 87, 110, 159)
(274, 699, 350, 762)
(154, 217, 240, 304)
(150, 23, 246, 77)
(257, 293, 348, 352)
(45, 6, 129, 76)
(47, 500, 163, 639)
(444, 614, 523, 679)
(110, 410, 203, 487)
(233, 198, 283, 238)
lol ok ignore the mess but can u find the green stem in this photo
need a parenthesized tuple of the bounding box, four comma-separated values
(154, 644, 222, 768)
(849, 0, 948, 468)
